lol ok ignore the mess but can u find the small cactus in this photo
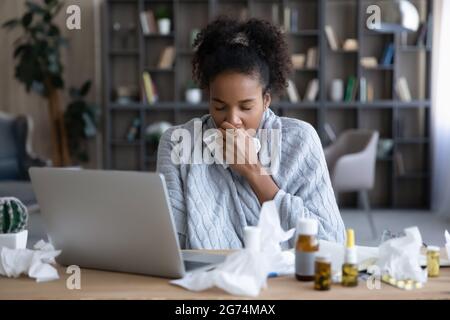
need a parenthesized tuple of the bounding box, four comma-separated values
(0, 197, 28, 234)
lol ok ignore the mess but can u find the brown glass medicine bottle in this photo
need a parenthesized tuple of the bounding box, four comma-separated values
(295, 218, 319, 281)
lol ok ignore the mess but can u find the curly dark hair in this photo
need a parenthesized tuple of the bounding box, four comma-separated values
(192, 16, 293, 97)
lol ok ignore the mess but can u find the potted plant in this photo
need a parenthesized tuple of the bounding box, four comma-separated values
(64, 80, 99, 164)
(155, 7, 171, 35)
(2, 0, 71, 166)
(185, 80, 202, 104)
(0, 198, 29, 250)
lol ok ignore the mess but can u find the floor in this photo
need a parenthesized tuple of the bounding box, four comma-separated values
(341, 210, 450, 247)
(26, 210, 450, 249)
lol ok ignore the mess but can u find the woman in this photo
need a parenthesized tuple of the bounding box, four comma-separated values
(157, 17, 345, 249)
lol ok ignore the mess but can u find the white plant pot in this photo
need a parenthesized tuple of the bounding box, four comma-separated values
(185, 88, 202, 104)
(158, 18, 171, 35)
(0, 230, 28, 250)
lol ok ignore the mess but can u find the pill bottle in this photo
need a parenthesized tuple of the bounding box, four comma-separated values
(295, 218, 319, 281)
(314, 253, 332, 291)
(427, 246, 440, 277)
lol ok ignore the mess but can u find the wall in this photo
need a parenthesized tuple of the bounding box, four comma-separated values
(0, 0, 103, 168)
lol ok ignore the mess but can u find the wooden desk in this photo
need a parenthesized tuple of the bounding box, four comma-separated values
(1, 251, 449, 300)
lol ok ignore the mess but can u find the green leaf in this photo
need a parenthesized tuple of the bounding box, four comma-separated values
(22, 12, 33, 28)
(25, 1, 45, 14)
(45, 0, 58, 5)
(48, 25, 59, 36)
(79, 80, 92, 97)
(2, 19, 20, 29)
(51, 75, 64, 88)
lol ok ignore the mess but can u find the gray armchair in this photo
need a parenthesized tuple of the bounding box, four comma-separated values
(0, 112, 47, 208)
(324, 129, 379, 238)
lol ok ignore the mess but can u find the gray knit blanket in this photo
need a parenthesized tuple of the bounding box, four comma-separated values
(157, 108, 345, 249)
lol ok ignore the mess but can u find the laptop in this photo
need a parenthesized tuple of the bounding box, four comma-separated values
(29, 167, 225, 278)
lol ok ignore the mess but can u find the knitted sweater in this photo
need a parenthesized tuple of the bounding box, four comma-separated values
(157, 108, 345, 249)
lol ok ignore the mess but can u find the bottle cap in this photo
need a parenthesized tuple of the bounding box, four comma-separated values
(244, 226, 261, 252)
(346, 229, 355, 248)
(315, 253, 331, 263)
(427, 245, 440, 252)
(296, 218, 318, 236)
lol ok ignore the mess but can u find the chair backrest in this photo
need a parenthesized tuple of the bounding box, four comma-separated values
(0, 112, 29, 181)
(325, 129, 379, 192)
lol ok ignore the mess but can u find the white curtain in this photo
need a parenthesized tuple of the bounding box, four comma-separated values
(431, 0, 450, 218)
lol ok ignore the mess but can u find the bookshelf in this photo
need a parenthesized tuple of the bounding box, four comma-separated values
(102, 0, 433, 209)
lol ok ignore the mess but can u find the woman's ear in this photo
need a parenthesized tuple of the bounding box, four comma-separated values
(263, 92, 271, 110)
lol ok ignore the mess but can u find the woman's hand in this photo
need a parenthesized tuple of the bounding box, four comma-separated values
(218, 121, 280, 204)
(218, 121, 261, 178)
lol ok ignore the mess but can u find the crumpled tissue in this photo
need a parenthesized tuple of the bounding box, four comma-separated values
(375, 226, 427, 283)
(203, 129, 261, 169)
(171, 200, 295, 297)
(0, 240, 61, 282)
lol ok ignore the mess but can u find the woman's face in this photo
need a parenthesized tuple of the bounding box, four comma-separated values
(209, 71, 271, 133)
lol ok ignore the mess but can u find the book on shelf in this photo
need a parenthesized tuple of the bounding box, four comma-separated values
(126, 117, 141, 142)
(140, 10, 157, 35)
(360, 77, 367, 102)
(344, 76, 356, 102)
(351, 77, 359, 102)
(142, 71, 158, 104)
(271, 4, 279, 26)
(304, 78, 319, 102)
(367, 81, 374, 102)
(290, 8, 298, 32)
(380, 43, 394, 66)
(157, 46, 175, 69)
(396, 77, 412, 102)
(283, 7, 290, 33)
(325, 25, 339, 51)
(286, 79, 300, 103)
(306, 47, 318, 68)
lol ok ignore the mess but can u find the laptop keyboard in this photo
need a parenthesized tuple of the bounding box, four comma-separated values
(183, 260, 212, 271)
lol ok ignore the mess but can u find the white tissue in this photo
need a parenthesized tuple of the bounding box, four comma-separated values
(203, 129, 261, 169)
(0, 240, 61, 282)
(171, 200, 295, 297)
(376, 226, 427, 283)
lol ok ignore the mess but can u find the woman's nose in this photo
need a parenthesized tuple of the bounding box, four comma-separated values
(226, 109, 243, 127)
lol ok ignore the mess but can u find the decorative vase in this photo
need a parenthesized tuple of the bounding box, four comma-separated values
(185, 88, 202, 104)
(330, 79, 344, 102)
(158, 18, 171, 35)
